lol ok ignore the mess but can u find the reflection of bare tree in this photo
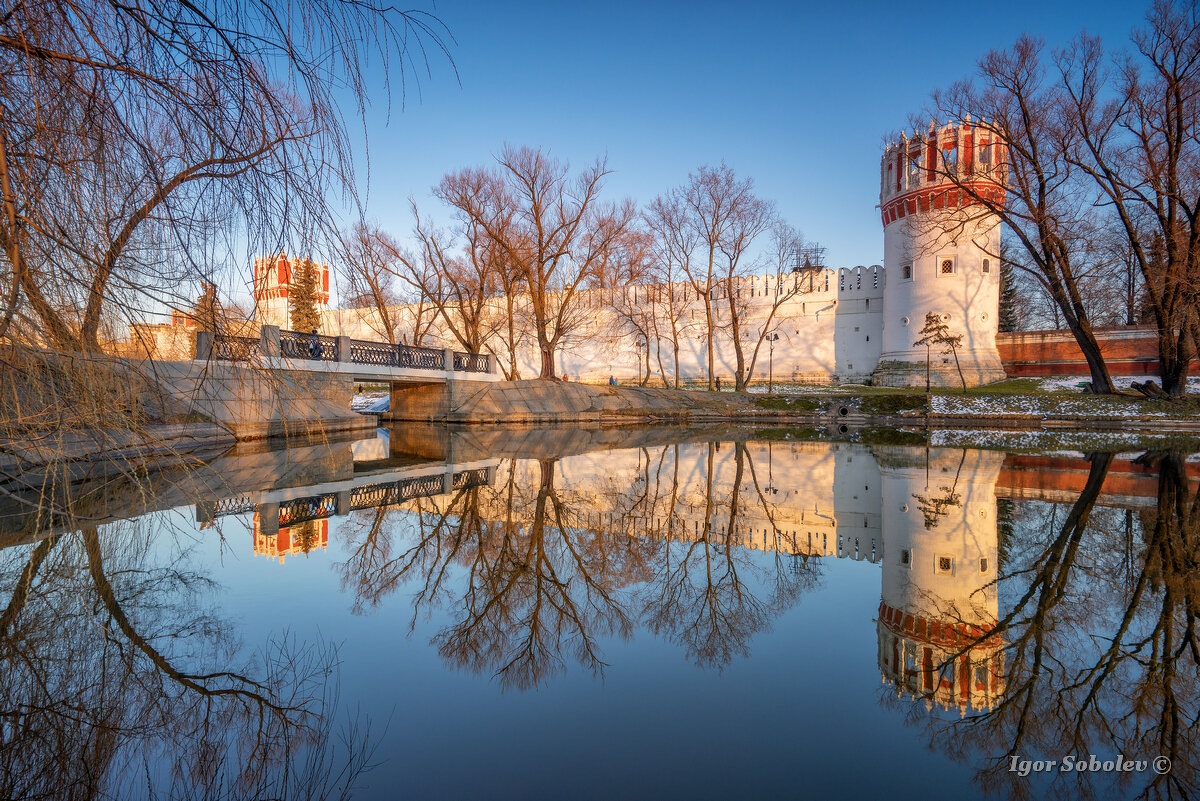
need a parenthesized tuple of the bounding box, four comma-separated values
(0, 515, 361, 799)
(639, 442, 818, 669)
(338, 460, 644, 690)
(337, 440, 820, 685)
(909, 451, 1200, 801)
(912, 449, 966, 530)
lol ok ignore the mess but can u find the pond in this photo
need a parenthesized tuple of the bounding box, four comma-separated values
(0, 424, 1195, 800)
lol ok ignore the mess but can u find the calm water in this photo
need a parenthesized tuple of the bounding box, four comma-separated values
(1, 425, 1196, 800)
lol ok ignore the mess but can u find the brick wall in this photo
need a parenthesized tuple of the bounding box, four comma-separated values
(997, 326, 1161, 377)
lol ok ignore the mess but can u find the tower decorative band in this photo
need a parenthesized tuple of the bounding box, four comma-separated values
(872, 119, 1008, 389)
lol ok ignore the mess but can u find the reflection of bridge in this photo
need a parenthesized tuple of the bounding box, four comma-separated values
(197, 460, 498, 562)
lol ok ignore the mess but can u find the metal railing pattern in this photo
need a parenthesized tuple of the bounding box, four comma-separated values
(350, 339, 445, 370)
(452, 351, 490, 373)
(280, 330, 338, 361)
(206, 328, 490, 373)
(211, 335, 260, 362)
(204, 467, 493, 528)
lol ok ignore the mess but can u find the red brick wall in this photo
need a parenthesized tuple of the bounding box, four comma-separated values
(996, 327, 1161, 377)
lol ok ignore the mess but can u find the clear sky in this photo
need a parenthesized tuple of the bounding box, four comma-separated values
(346, 0, 1149, 273)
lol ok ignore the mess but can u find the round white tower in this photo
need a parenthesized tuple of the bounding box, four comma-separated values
(873, 120, 1007, 388)
(876, 448, 1005, 713)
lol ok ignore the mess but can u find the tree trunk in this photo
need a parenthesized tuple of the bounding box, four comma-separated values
(1158, 326, 1190, 398)
(539, 346, 555, 380)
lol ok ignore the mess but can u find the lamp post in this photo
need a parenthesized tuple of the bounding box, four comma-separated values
(765, 332, 780, 393)
(925, 341, 931, 396)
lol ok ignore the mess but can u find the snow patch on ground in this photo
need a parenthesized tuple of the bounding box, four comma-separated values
(931, 393, 1171, 419)
(1038, 375, 1200, 392)
(931, 429, 1151, 450)
(351, 392, 388, 413)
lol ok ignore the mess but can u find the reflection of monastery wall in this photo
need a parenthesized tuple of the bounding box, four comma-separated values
(454, 441, 1005, 710)
(553, 441, 883, 560)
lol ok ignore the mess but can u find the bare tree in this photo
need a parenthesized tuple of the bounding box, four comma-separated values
(645, 193, 700, 388)
(1057, 4, 1200, 396)
(928, 36, 1118, 392)
(339, 223, 403, 343)
(725, 221, 819, 390)
(673, 163, 764, 390)
(0, 0, 454, 354)
(436, 146, 633, 379)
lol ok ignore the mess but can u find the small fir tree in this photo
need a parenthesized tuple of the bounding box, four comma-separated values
(288, 259, 322, 332)
(998, 260, 1021, 333)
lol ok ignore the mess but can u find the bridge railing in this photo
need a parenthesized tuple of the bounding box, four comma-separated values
(280, 330, 338, 361)
(211, 334, 260, 362)
(198, 326, 493, 374)
(349, 338, 446, 370)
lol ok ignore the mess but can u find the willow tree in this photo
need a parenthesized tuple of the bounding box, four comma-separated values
(0, 0, 453, 352)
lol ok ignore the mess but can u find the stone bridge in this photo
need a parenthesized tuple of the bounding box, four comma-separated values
(176, 325, 501, 437)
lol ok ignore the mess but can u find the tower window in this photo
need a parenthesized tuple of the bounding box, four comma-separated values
(940, 258, 955, 275)
(942, 147, 957, 172)
(982, 258, 991, 273)
(979, 142, 992, 164)
(901, 549, 910, 566)
(980, 557, 989, 573)
(902, 263, 913, 280)
(937, 555, 953, 574)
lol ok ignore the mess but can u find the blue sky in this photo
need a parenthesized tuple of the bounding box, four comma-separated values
(344, 0, 1148, 272)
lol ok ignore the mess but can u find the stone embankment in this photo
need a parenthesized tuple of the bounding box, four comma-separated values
(387, 379, 758, 423)
(385, 380, 1200, 437)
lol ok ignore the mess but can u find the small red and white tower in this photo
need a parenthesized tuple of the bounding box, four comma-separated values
(252, 252, 331, 330)
(874, 119, 1008, 388)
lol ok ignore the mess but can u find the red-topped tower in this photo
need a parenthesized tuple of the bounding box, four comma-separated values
(252, 252, 330, 330)
(873, 119, 1008, 388)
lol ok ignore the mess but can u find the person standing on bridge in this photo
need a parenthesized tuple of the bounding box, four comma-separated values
(308, 328, 321, 359)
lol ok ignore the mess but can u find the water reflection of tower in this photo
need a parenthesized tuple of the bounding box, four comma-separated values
(253, 504, 329, 564)
(876, 448, 1005, 713)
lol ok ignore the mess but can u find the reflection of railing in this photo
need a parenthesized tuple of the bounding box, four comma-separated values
(212, 335, 260, 362)
(211, 494, 257, 517)
(279, 493, 339, 527)
(280, 330, 338, 361)
(202, 467, 494, 528)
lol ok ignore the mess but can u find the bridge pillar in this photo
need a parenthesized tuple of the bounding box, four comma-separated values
(260, 325, 280, 357)
(443, 347, 455, 374)
(337, 335, 352, 363)
(335, 490, 352, 516)
(442, 469, 454, 495)
(257, 502, 280, 539)
(195, 330, 213, 361)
